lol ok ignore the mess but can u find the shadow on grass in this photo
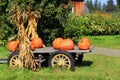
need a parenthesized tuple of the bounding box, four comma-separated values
(75, 60, 93, 67)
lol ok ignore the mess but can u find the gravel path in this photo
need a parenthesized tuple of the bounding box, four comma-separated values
(91, 47, 120, 57)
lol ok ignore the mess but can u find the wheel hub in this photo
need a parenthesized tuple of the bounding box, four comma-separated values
(57, 59, 65, 66)
(15, 59, 22, 67)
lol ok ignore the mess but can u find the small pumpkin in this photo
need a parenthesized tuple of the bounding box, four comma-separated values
(31, 38, 43, 48)
(59, 38, 74, 50)
(8, 40, 19, 52)
(52, 37, 63, 49)
(78, 37, 90, 50)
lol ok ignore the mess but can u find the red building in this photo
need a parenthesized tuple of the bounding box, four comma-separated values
(71, 0, 84, 16)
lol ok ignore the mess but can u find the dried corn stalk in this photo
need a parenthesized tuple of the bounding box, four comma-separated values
(26, 11, 39, 40)
(10, 6, 39, 70)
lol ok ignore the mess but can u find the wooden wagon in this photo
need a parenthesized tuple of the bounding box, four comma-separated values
(7, 45, 93, 70)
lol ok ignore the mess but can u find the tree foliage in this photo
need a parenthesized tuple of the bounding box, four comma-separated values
(0, 0, 71, 46)
(117, 0, 120, 9)
(0, 0, 15, 45)
(37, 0, 71, 45)
(85, 0, 102, 12)
(85, 0, 117, 13)
(105, 0, 116, 12)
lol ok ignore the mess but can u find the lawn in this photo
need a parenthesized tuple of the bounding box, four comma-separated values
(0, 46, 9, 58)
(0, 54, 120, 80)
(0, 35, 120, 80)
(87, 35, 120, 49)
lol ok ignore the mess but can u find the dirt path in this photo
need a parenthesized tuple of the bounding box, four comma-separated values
(91, 47, 120, 57)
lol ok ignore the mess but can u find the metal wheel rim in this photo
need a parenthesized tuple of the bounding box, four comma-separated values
(51, 54, 71, 69)
(9, 55, 21, 67)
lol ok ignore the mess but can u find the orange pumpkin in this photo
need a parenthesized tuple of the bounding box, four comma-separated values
(16, 40, 19, 44)
(80, 37, 90, 43)
(78, 37, 90, 50)
(30, 41, 35, 50)
(59, 38, 74, 50)
(31, 38, 43, 48)
(8, 40, 19, 52)
(52, 37, 63, 49)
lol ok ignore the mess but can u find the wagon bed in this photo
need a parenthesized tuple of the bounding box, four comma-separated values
(33, 46, 93, 53)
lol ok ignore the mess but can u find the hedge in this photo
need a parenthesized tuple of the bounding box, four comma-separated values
(63, 13, 120, 41)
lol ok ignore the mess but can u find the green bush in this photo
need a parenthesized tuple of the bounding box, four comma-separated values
(63, 14, 92, 42)
(63, 13, 120, 42)
(0, 14, 15, 46)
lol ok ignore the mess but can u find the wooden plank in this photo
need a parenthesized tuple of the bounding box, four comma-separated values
(33, 47, 57, 53)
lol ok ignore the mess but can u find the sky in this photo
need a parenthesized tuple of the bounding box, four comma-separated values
(85, 0, 117, 5)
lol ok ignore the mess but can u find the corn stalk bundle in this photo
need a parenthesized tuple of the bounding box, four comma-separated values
(10, 6, 39, 70)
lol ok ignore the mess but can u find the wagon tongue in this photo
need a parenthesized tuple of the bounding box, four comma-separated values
(0, 58, 7, 64)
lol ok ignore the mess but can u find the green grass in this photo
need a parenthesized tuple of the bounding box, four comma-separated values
(0, 35, 120, 80)
(0, 54, 120, 80)
(87, 35, 120, 49)
(0, 46, 9, 58)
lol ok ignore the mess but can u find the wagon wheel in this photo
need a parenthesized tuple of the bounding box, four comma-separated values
(7, 51, 22, 68)
(48, 51, 75, 70)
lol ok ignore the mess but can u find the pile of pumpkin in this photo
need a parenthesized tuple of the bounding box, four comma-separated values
(7, 37, 91, 52)
(52, 37, 90, 50)
(7, 38, 43, 52)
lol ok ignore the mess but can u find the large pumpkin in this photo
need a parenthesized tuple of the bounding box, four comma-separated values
(31, 38, 43, 48)
(78, 37, 90, 50)
(59, 38, 74, 50)
(80, 37, 90, 43)
(52, 37, 63, 49)
(8, 40, 19, 52)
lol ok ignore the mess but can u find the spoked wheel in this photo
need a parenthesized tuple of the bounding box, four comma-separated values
(7, 51, 22, 68)
(48, 51, 75, 70)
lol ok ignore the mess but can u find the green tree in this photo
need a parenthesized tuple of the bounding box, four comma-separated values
(0, 0, 71, 46)
(34, 0, 71, 45)
(117, 0, 120, 10)
(102, 3, 106, 11)
(0, 0, 15, 45)
(86, 0, 94, 12)
(105, 0, 116, 12)
(94, 0, 98, 11)
(98, 1, 102, 11)
(85, 0, 102, 12)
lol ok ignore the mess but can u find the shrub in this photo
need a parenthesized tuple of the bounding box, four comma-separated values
(0, 14, 15, 46)
(63, 13, 120, 42)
